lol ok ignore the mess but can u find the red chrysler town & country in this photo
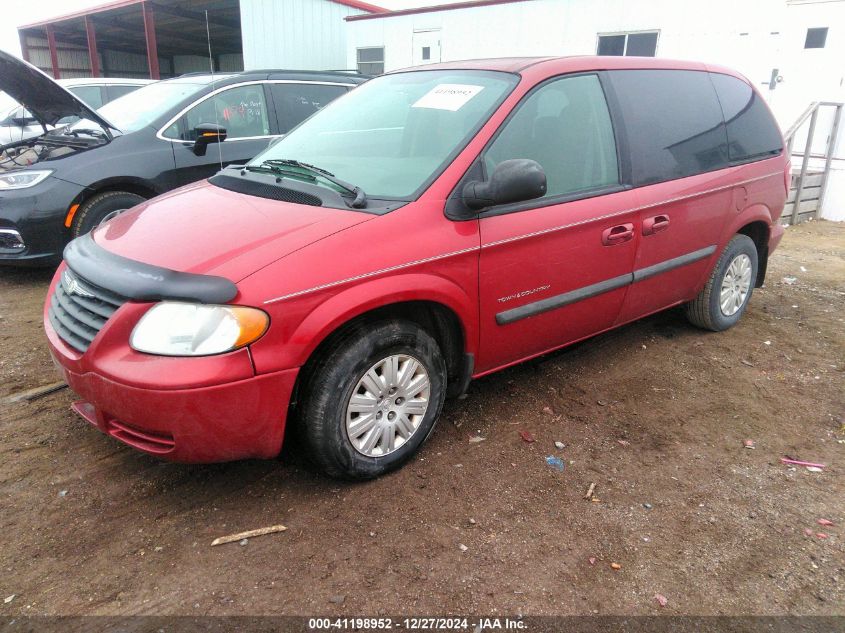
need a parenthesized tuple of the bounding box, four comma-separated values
(45, 57, 788, 479)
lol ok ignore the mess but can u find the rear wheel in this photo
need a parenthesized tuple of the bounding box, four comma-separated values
(71, 191, 145, 238)
(299, 320, 447, 479)
(685, 234, 758, 331)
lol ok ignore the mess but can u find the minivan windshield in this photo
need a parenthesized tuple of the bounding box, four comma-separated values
(250, 70, 518, 199)
(68, 80, 211, 134)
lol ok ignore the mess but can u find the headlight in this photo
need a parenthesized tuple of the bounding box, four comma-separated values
(130, 302, 269, 356)
(0, 170, 52, 190)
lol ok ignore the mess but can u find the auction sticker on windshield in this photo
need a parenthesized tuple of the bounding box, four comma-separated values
(412, 84, 484, 111)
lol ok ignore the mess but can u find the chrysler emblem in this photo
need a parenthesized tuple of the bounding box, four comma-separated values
(63, 271, 94, 298)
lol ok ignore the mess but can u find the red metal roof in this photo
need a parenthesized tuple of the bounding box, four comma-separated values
(331, 0, 388, 12)
(20, 0, 387, 29)
(346, 0, 532, 21)
(19, 0, 144, 28)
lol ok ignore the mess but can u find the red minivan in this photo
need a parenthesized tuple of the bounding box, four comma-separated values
(44, 57, 788, 479)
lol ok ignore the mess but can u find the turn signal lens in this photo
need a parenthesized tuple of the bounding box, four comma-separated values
(130, 302, 269, 356)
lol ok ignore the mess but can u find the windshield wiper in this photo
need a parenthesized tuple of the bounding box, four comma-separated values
(62, 127, 108, 140)
(247, 158, 367, 209)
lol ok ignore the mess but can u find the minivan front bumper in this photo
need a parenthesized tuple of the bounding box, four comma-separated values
(52, 360, 298, 463)
(44, 267, 299, 463)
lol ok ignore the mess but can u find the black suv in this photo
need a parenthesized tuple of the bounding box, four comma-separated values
(0, 51, 366, 266)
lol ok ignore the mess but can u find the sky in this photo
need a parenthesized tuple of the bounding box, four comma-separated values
(0, 0, 457, 58)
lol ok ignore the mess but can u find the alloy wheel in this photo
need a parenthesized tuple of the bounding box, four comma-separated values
(719, 253, 753, 316)
(345, 354, 431, 457)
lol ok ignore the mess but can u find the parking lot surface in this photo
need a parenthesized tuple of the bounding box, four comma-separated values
(1, 221, 843, 616)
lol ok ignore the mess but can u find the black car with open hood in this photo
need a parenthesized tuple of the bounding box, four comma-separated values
(0, 50, 367, 266)
(0, 50, 116, 135)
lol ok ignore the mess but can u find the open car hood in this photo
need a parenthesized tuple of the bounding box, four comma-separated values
(0, 50, 116, 132)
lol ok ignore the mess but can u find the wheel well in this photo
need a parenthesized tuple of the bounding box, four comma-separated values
(294, 301, 468, 407)
(85, 181, 157, 202)
(68, 182, 157, 227)
(737, 221, 770, 287)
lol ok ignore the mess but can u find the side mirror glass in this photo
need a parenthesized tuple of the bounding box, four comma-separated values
(192, 123, 228, 156)
(462, 159, 547, 211)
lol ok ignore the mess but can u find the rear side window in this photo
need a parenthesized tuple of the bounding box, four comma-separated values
(607, 69, 728, 186)
(271, 83, 348, 133)
(68, 85, 104, 110)
(105, 84, 141, 103)
(485, 74, 619, 199)
(709, 73, 783, 164)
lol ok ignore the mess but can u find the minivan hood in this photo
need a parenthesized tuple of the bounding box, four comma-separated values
(91, 181, 374, 283)
(0, 50, 115, 132)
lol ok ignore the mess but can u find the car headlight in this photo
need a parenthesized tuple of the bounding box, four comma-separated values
(130, 302, 269, 356)
(0, 170, 52, 190)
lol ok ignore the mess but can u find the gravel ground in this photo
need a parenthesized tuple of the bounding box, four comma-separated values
(0, 220, 842, 617)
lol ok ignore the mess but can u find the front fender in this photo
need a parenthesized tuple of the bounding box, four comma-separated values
(249, 273, 478, 374)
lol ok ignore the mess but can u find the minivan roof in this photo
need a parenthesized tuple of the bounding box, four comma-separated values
(393, 56, 748, 82)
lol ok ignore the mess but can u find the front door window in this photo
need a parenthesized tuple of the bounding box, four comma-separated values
(164, 85, 271, 141)
(484, 74, 619, 202)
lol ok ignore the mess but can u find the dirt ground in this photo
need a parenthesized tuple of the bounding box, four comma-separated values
(0, 221, 843, 618)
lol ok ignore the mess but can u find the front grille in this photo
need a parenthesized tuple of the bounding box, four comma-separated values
(48, 269, 127, 353)
(209, 173, 323, 207)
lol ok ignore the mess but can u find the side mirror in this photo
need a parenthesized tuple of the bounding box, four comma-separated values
(462, 159, 547, 210)
(192, 123, 227, 156)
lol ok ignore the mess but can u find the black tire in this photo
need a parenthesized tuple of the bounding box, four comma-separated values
(71, 191, 146, 238)
(685, 234, 758, 332)
(299, 320, 447, 480)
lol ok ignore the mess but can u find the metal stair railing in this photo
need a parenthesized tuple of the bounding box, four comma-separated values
(783, 101, 843, 225)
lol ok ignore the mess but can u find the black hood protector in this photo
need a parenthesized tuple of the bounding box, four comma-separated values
(64, 233, 237, 304)
(0, 50, 116, 131)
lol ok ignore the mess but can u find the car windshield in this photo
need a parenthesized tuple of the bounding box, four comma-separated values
(69, 80, 208, 134)
(249, 70, 519, 199)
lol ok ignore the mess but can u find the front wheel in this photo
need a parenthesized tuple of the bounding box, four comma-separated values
(299, 320, 447, 479)
(685, 234, 759, 331)
(71, 191, 146, 238)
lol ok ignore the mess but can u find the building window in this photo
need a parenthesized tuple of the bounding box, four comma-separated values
(422, 46, 431, 61)
(357, 47, 385, 75)
(597, 31, 659, 57)
(804, 27, 828, 49)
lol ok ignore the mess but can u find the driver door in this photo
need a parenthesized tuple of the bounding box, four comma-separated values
(164, 83, 276, 186)
(476, 74, 639, 371)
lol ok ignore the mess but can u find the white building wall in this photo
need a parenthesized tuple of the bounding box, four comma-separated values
(241, 0, 367, 71)
(346, 0, 845, 219)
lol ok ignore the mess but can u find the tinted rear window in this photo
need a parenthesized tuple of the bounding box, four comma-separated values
(607, 69, 728, 186)
(105, 84, 141, 103)
(270, 83, 349, 133)
(709, 72, 783, 164)
(68, 85, 104, 109)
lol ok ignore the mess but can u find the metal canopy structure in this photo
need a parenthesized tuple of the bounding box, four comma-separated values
(18, 0, 243, 80)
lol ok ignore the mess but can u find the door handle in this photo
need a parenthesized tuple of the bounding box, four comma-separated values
(602, 223, 634, 245)
(642, 214, 670, 236)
